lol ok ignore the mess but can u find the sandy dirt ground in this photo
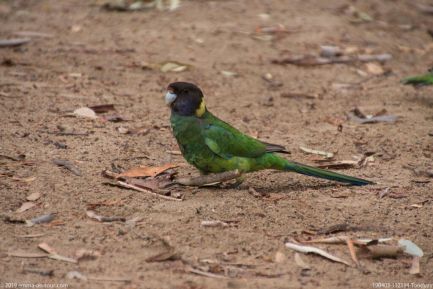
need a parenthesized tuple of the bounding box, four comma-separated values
(1, 0, 433, 288)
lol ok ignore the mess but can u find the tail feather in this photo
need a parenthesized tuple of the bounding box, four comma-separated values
(284, 161, 372, 186)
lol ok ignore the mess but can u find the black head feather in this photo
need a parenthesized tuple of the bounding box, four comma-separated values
(167, 82, 204, 116)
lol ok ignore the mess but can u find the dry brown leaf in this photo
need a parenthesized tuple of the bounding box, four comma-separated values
(16, 202, 36, 213)
(26, 192, 41, 201)
(38, 242, 57, 254)
(118, 163, 177, 178)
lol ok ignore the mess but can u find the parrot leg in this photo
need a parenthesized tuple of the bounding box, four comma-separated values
(226, 174, 246, 189)
(176, 170, 241, 186)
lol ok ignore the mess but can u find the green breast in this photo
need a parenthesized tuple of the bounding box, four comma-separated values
(170, 113, 217, 173)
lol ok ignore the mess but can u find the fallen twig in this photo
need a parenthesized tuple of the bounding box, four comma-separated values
(200, 220, 229, 228)
(187, 267, 228, 279)
(176, 170, 241, 186)
(117, 181, 182, 201)
(15, 233, 47, 238)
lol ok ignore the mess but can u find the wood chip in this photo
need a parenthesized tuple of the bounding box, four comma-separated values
(16, 202, 36, 213)
(200, 220, 229, 227)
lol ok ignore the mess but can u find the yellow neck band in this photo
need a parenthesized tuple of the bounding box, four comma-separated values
(195, 100, 206, 117)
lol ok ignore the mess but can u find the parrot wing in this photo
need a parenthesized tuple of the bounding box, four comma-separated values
(201, 115, 288, 159)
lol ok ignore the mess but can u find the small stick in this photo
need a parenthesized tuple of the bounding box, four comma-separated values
(15, 233, 47, 238)
(188, 267, 228, 279)
(117, 181, 182, 201)
(176, 170, 241, 186)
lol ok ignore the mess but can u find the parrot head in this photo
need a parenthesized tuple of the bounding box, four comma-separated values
(165, 82, 206, 117)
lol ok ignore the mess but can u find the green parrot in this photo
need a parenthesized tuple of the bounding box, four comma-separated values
(402, 69, 433, 86)
(165, 82, 372, 186)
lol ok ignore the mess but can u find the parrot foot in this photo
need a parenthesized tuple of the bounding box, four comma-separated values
(225, 175, 246, 189)
(176, 170, 241, 187)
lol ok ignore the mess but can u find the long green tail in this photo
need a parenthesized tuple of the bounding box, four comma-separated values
(283, 161, 372, 186)
(259, 154, 371, 186)
(402, 73, 433, 86)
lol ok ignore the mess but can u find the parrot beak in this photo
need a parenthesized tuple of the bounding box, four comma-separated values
(165, 91, 177, 106)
